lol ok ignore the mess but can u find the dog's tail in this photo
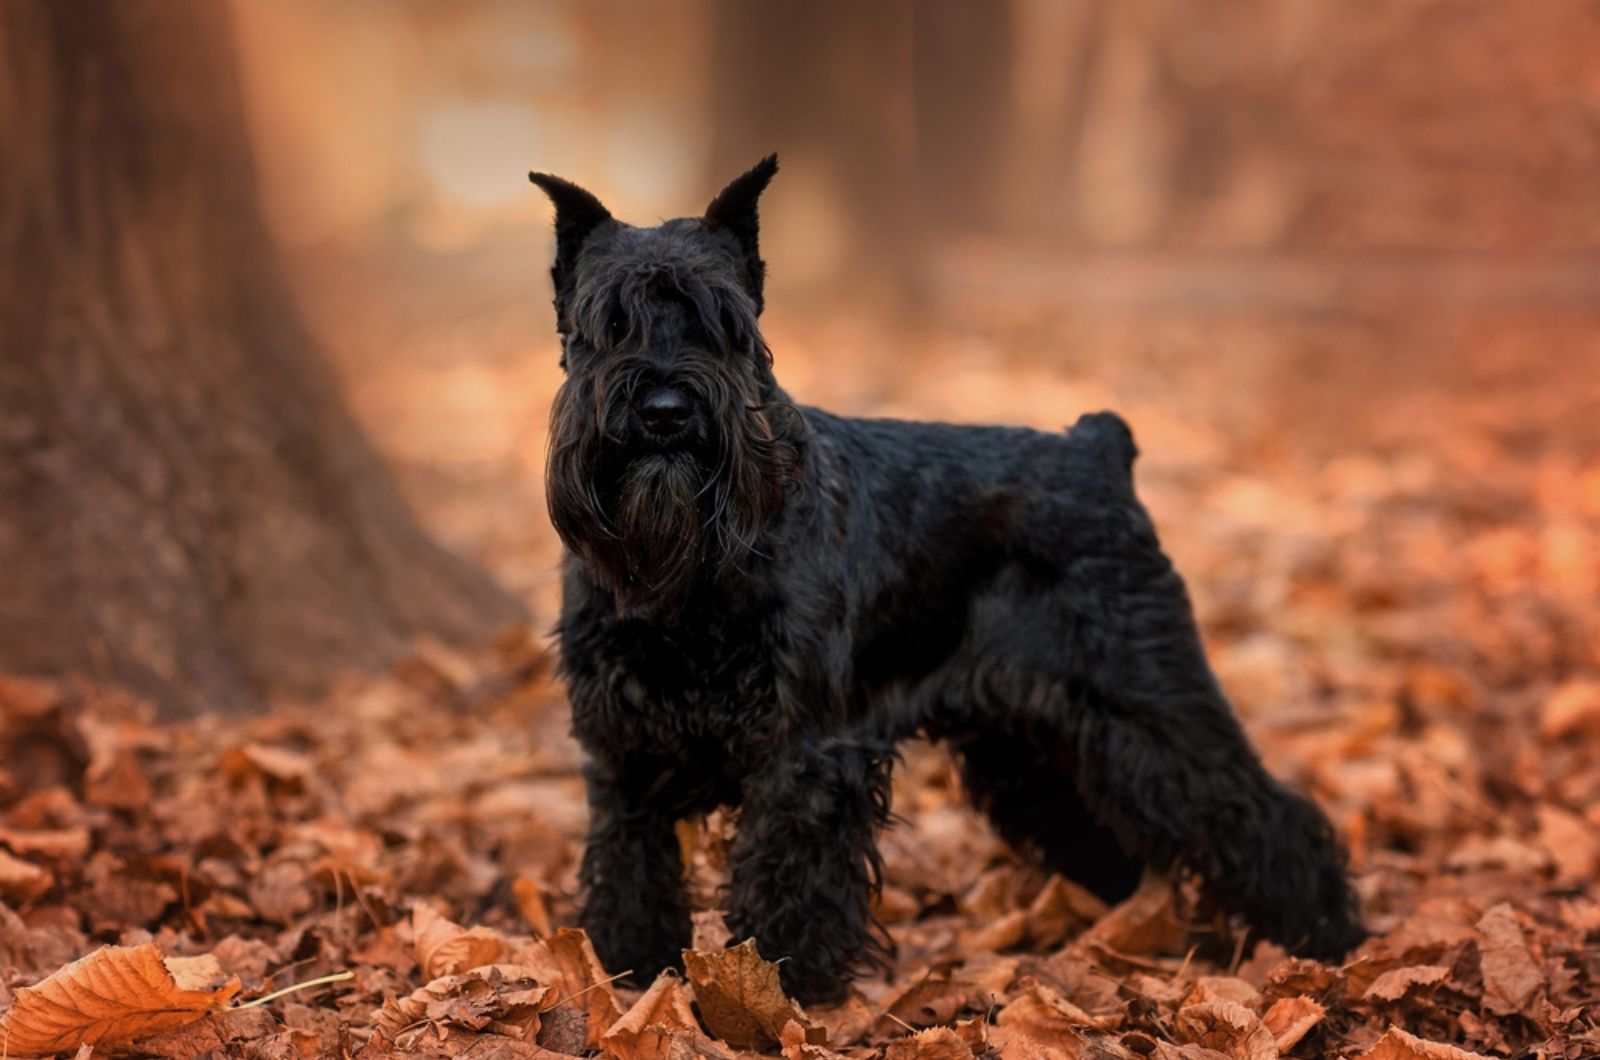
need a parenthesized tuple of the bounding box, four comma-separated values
(1066, 411, 1139, 472)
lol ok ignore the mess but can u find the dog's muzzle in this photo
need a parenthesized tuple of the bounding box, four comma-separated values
(635, 385, 694, 441)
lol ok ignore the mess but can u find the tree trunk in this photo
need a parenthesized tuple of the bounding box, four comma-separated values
(0, 0, 524, 716)
(709, 0, 921, 308)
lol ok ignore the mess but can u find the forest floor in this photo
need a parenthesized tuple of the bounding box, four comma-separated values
(3, 261, 1600, 1057)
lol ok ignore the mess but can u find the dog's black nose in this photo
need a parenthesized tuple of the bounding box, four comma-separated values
(638, 387, 691, 435)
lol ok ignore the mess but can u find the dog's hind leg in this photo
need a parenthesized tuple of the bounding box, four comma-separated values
(951, 722, 1144, 904)
(725, 727, 896, 1005)
(1041, 556, 1365, 959)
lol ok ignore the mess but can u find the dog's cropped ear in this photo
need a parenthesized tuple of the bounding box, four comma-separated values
(704, 153, 778, 313)
(529, 172, 613, 329)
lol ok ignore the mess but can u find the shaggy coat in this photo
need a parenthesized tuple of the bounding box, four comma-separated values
(530, 156, 1364, 1004)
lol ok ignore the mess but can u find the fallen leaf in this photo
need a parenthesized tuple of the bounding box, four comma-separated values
(1362, 965, 1449, 1003)
(513, 876, 553, 937)
(683, 939, 811, 1049)
(1081, 871, 1187, 954)
(413, 903, 506, 978)
(884, 1026, 975, 1060)
(780, 1018, 848, 1060)
(1181, 977, 1258, 1008)
(1152, 1044, 1233, 1060)
(220, 743, 315, 786)
(1475, 903, 1543, 1015)
(0, 943, 240, 1055)
(1260, 996, 1323, 1052)
(371, 964, 549, 1042)
(1173, 1001, 1278, 1060)
(1539, 679, 1600, 741)
(125, 1007, 277, 1059)
(965, 908, 1028, 952)
(1355, 1027, 1494, 1060)
(1534, 804, 1600, 884)
(248, 860, 316, 924)
(0, 826, 90, 862)
(0, 675, 64, 718)
(0, 849, 53, 904)
(993, 992, 1091, 1055)
(602, 973, 700, 1059)
(879, 967, 984, 1030)
(535, 1003, 589, 1055)
(1024, 876, 1107, 947)
(806, 991, 876, 1047)
(522, 929, 623, 1048)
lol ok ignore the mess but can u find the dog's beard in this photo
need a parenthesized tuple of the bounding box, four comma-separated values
(547, 383, 799, 614)
(611, 452, 705, 608)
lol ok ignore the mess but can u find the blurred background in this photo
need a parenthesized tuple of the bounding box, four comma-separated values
(3, 0, 1598, 733)
(5, 9, 1600, 1049)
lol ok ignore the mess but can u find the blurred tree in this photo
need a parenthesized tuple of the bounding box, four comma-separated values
(709, 1, 1019, 307)
(710, 0, 921, 307)
(0, 0, 523, 715)
(912, 0, 1015, 235)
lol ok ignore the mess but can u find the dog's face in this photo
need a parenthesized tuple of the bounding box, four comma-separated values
(531, 156, 800, 612)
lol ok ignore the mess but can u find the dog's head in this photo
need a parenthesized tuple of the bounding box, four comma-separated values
(530, 156, 802, 613)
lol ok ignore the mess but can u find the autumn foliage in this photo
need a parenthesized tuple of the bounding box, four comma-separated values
(2, 407, 1599, 1060)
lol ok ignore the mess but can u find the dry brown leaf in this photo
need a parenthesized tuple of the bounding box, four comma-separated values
(1081, 870, 1187, 954)
(125, 1007, 277, 1059)
(1260, 996, 1323, 1052)
(0, 900, 37, 971)
(220, 742, 315, 785)
(1181, 977, 1258, 1008)
(965, 908, 1028, 952)
(683, 938, 811, 1050)
(1539, 678, 1600, 741)
(1174, 1002, 1277, 1060)
(0, 943, 240, 1055)
(1362, 965, 1449, 1003)
(993, 993, 1091, 1055)
(1355, 1027, 1494, 1060)
(535, 1003, 589, 1055)
(522, 928, 624, 1048)
(0, 826, 90, 862)
(413, 903, 506, 978)
(952, 1015, 989, 1053)
(988, 1025, 1084, 1059)
(1475, 903, 1543, 1015)
(879, 968, 984, 1030)
(0, 675, 63, 718)
(806, 991, 876, 1047)
(248, 860, 315, 924)
(371, 964, 549, 1042)
(780, 1018, 848, 1060)
(1444, 834, 1550, 873)
(83, 749, 152, 812)
(0, 849, 53, 904)
(1260, 958, 1335, 1000)
(512, 876, 553, 937)
(1024, 876, 1107, 947)
(602, 973, 700, 1059)
(1535, 804, 1600, 883)
(1153, 1045, 1232, 1060)
(883, 1026, 976, 1060)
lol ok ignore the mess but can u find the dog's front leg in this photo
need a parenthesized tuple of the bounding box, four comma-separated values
(577, 759, 691, 986)
(725, 730, 896, 1005)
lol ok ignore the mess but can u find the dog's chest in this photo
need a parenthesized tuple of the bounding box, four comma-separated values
(575, 611, 784, 766)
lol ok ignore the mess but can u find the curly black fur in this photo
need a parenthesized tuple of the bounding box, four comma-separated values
(530, 156, 1365, 1004)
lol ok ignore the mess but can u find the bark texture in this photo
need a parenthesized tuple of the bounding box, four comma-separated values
(0, 0, 524, 715)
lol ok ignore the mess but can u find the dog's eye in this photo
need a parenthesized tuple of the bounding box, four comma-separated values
(606, 308, 628, 341)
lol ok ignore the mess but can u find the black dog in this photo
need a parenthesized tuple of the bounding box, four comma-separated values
(529, 156, 1363, 1004)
